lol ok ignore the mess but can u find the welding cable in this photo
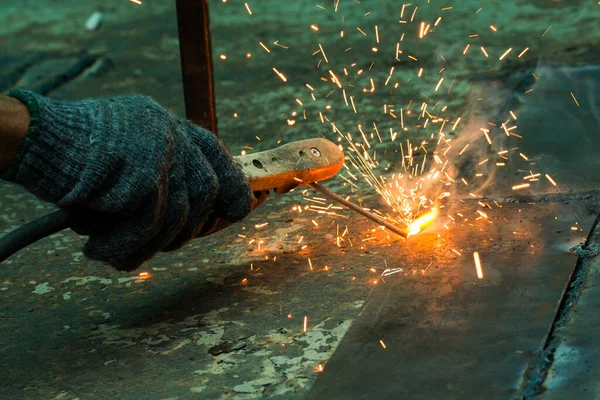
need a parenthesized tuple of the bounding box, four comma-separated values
(0, 196, 269, 263)
(0, 207, 133, 262)
(0, 210, 70, 263)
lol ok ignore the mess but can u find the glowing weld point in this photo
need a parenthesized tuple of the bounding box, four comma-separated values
(407, 208, 439, 237)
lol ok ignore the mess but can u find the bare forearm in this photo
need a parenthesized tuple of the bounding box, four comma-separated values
(0, 93, 30, 175)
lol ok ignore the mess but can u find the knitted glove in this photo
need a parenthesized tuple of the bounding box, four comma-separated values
(2, 89, 255, 271)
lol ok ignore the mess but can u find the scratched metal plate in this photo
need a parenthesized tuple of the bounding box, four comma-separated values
(307, 201, 597, 400)
(541, 219, 600, 399)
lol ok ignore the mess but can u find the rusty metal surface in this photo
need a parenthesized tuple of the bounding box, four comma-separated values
(308, 200, 598, 400)
(175, 0, 218, 133)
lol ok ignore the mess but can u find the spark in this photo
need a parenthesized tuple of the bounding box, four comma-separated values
(512, 183, 530, 190)
(259, 42, 271, 52)
(244, 2, 252, 15)
(518, 47, 530, 58)
(319, 44, 329, 63)
(499, 48, 512, 60)
(303, 316, 308, 332)
(473, 252, 483, 279)
(379, 339, 387, 349)
(542, 26, 552, 37)
(452, 117, 461, 130)
(272, 68, 287, 82)
(570, 92, 580, 107)
(545, 174, 557, 186)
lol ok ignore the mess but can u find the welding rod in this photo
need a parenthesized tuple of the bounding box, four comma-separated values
(308, 182, 408, 238)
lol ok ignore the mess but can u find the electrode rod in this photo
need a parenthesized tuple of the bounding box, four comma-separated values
(308, 182, 408, 238)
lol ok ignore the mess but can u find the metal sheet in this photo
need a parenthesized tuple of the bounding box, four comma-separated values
(540, 218, 600, 399)
(307, 201, 597, 400)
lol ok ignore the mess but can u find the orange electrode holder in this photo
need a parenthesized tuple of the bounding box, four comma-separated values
(235, 138, 345, 193)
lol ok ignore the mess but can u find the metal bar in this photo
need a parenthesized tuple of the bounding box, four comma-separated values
(175, 0, 218, 134)
(309, 182, 408, 238)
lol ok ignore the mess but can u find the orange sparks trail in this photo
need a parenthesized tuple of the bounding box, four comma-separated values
(223, 0, 561, 312)
(512, 183, 530, 191)
(570, 92, 580, 107)
(272, 68, 287, 82)
(473, 252, 484, 279)
(545, 174, 557, 186)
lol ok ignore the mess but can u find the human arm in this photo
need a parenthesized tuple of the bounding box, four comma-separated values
(0, 94, 30, 175)
(0, 89, 259, 270)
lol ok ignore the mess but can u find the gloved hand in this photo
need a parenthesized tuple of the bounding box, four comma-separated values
(1, 89, 260, 271)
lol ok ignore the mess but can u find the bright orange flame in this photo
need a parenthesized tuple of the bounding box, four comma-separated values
(407, 207, 439, 237)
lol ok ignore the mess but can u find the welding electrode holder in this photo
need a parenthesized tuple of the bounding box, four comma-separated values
(0, 138, 417, 263)
(0, 138, 346, 263)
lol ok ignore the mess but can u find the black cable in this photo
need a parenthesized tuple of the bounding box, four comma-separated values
(0, 210, 70, 263)
(0, 194, 270, 263)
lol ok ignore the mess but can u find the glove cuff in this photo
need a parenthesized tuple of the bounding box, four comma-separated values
(1, 89, 92, 205)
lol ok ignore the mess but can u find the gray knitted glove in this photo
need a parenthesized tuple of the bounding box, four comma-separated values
(2, 89, 255, 271)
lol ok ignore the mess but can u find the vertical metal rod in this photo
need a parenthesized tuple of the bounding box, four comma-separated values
(175, 0, 218, 135)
